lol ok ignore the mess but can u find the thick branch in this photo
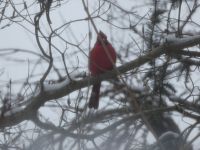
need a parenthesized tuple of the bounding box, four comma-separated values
(1, 35, 200, 128)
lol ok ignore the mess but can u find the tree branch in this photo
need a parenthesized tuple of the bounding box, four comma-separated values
(1, 35, 200, 128)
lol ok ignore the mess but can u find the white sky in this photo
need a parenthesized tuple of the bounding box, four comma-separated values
(0, 0, 200, 149)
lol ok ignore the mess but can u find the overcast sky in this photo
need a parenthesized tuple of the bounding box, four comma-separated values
(0, 0, 199, 149)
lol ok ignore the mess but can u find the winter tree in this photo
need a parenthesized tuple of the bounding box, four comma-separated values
(0, 0, 200, 149)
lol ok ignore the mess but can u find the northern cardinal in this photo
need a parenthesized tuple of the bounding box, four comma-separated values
(88, 31, 117, 109)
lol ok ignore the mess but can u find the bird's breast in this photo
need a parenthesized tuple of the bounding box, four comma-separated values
(89, 44, 116, 75)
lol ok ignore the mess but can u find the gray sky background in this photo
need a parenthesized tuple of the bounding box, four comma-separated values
(0, 0, 199, 149)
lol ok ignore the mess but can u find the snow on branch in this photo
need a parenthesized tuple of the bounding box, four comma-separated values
(1, 35, 200, 128)
(165, 34, 200, 50)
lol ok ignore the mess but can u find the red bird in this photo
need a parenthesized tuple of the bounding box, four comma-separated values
(89, 31, 117, 109)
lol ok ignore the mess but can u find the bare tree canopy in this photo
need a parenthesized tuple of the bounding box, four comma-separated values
(0, 0, 200, 149)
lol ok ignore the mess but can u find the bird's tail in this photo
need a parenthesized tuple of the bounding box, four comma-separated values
(88, 82, 101, 109)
